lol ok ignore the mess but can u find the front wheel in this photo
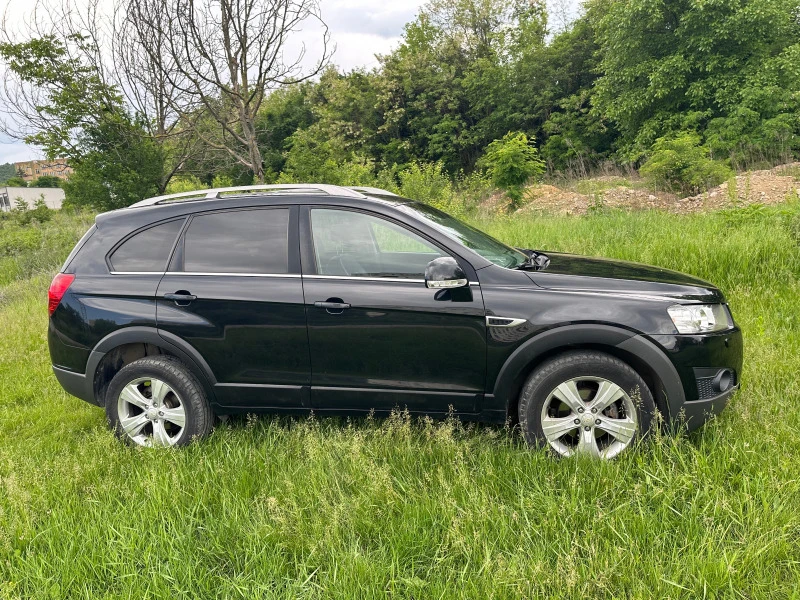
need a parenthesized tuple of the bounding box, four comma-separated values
(518, 351, 656, 459)
(105, 356, 213, 447)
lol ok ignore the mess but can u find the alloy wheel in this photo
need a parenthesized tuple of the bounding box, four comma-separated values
(540, 376, 638, 459)
(117, 377, 186, 446)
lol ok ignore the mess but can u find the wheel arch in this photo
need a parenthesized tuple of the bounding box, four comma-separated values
(88, 327, 217, 407)
(492, 324, 684, 424)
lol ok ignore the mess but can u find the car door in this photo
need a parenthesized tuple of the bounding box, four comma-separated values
(156, 206, 310, 409)
(301, 206, 487, 414)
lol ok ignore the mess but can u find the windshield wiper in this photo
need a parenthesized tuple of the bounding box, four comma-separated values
(513, 249, 550, 271)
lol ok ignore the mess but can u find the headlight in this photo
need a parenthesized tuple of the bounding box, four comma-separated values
(667, 304, 732, 334)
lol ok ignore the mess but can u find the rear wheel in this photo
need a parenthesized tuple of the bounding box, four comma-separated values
(518, 351, 656, 459)
(105, 356, 213, 447)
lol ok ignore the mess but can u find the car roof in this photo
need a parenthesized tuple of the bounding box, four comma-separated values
(91, 184, 497, 272)
(95, 184, 410, 226)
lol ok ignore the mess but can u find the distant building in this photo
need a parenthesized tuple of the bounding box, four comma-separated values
(14, 159, 73, 182)
(0, 187, 65, 211)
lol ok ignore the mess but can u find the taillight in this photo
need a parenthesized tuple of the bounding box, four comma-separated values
(48, 273, 75, 316)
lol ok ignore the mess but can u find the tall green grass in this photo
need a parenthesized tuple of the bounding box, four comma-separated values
(1, 206, 800, 598)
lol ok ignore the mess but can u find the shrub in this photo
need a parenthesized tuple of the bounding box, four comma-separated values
(4, 177, 27, 187)
(397, 162, 453, 208)
(165, 175, 208, 194)
(211, 174, 234, 189)
(640, 132, 734, 195)
(8, 196, 52, 226)
(480, 132, 545, 207)
(29, 197, 52, 224)
(30, 175, 62, 188)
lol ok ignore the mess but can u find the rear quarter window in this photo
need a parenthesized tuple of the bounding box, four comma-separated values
(108, 219, 184, 272)
(61, 224, 97, 273)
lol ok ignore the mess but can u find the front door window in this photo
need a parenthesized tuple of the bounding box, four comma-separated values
(310, 208, 444, 278)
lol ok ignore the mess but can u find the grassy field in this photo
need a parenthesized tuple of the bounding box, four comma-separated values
(1, 204, 800, 598)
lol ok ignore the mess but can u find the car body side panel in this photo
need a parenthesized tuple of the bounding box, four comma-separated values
(303, 277, 486, 411)
(48, 273, 164, 373)
(156, 274, 310, 408)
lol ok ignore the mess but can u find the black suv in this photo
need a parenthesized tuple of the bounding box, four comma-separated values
(48, 184, 742, 457)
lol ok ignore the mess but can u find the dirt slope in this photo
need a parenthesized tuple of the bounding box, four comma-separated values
(500, 163, 800, 215)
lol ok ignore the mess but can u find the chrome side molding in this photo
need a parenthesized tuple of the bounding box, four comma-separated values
(486, 316, 527, 327)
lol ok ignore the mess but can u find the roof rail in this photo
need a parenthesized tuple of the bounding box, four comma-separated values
(347, 186, 398, 196)
(128, 183, 369, 208)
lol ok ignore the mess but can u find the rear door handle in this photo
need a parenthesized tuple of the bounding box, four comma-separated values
(314, 301, 351, 310)
(164, 292, 197, 305)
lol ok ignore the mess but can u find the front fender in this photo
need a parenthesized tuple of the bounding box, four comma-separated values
(488, 324, 686, 420)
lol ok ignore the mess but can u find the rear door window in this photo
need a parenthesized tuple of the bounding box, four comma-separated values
(109, 219, 184, 272)
(182, 208, 289, 274)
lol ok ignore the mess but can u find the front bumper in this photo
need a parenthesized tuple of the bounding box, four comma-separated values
(679, 384, 739, 431)
(649, 326, 743, 430)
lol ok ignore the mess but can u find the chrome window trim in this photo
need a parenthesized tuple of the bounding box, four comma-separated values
(168, 271, 300, 278)
(109, 271, 301, 278)
(109, 271, 166, 275)
(108, 271, 481, 286)
(305, 275, 481, 285)
(304, 274, 425, 283)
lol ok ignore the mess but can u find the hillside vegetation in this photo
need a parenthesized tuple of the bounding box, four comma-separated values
(1, 202, 799, 597)
(1, 0, 798, 210)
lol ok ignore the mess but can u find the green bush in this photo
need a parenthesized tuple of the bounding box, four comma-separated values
(0, 225, 41, 256)
(640, 132, 734, 195)
(28, 197, 52, 224)
(396, 161, 454, 210)
(30, 175, 62, 188)
(211, 174, 234, 189)
(480, 132, 545, 207)
(5, 196, 52, 226)
(4, 176, 28, 187)
(165, 176, 208, 194)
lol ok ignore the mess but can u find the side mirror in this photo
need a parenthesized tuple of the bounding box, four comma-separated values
(425, 257, 468, 289)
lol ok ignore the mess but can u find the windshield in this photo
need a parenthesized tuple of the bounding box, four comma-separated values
(398, 202, 528, 269)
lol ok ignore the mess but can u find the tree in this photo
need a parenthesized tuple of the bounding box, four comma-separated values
(0, 162, 15, 182)
(0, 1, 193, 193)
(480, 131, 545, 206)
(592, 0, 800, 162)
(112, 0, 207, 191)
(254, 83, 315, 179)
(378, 0, 546, 173)
(134, 0, 331, 182)
(30, 175, 62, 187)
(0, 34, 121, 159)
(4, 177, 28, 187)
(61, 115, 163, 210)
(0, 34, 164, 209)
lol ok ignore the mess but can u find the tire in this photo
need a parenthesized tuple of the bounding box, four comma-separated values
(518, 351, 656, 459)
(105, 355, 213, 447)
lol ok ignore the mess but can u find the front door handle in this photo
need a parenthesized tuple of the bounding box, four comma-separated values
(314, 301, 351, 310)
(314, 299, 351, 314)
(164, 291, 197, 306)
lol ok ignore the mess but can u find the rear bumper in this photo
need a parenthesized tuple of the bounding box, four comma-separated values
(52, 365, 100, 406)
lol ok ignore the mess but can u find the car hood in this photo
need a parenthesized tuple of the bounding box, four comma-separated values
(525, 252, 725, 303)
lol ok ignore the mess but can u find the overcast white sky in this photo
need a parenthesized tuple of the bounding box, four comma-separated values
(0, 0, 578, 164)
